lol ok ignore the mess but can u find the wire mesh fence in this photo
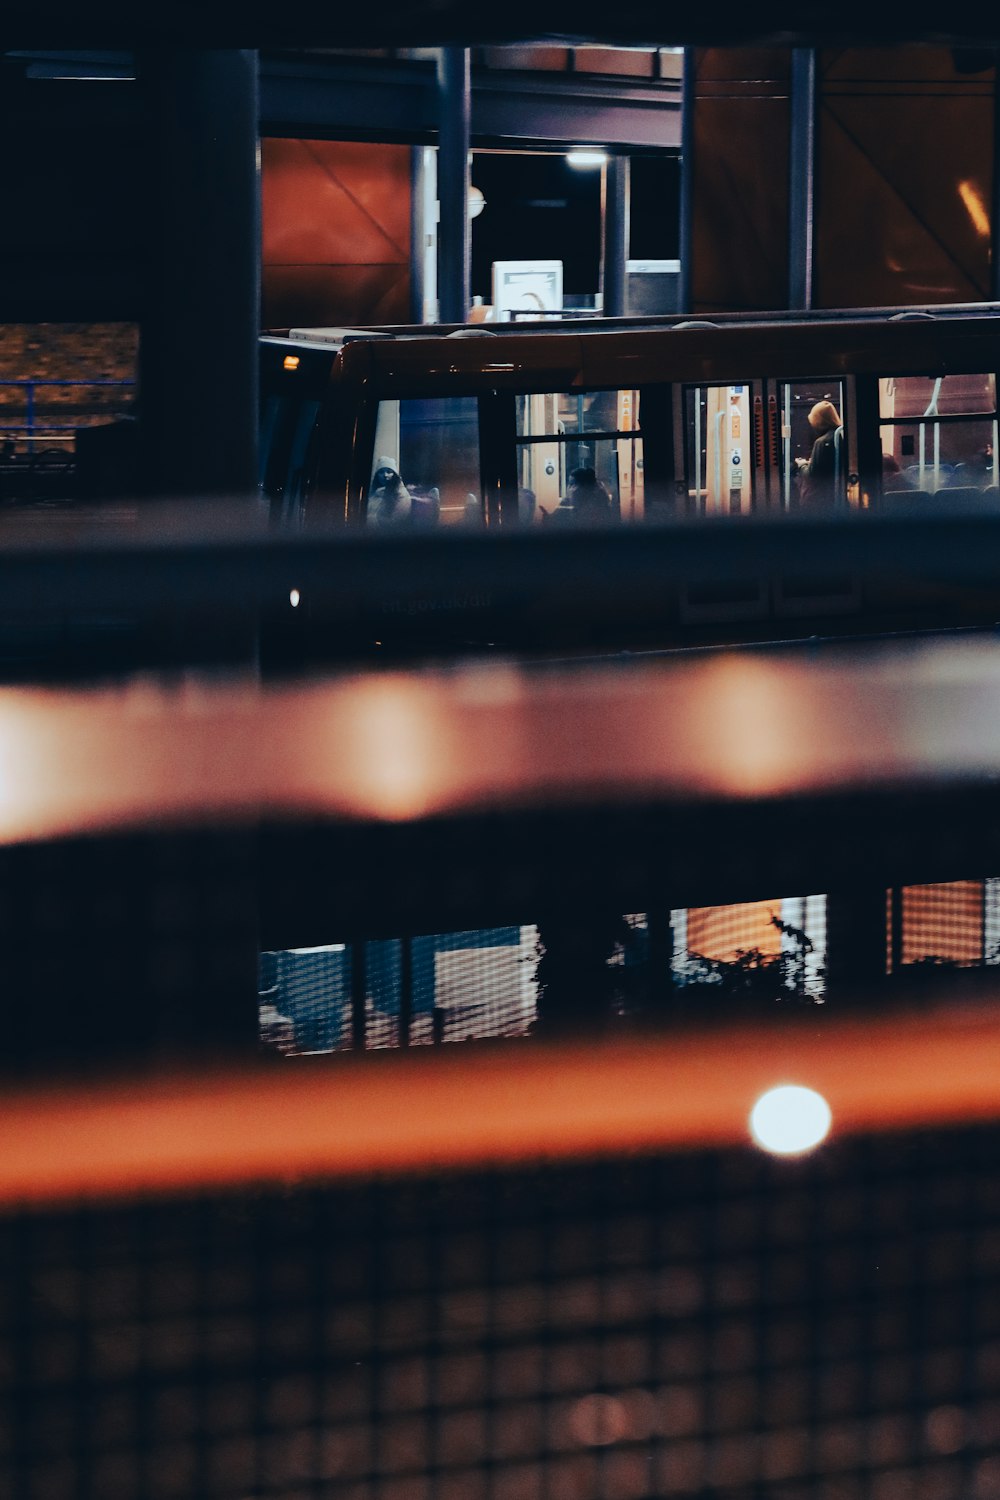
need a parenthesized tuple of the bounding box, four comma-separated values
(2, 1120, 999, 1499)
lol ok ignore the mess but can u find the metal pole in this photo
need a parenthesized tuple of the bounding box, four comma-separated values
(409, 146, 427, 325)
(137, 50, 260, 498)
(601, 155, 631, 318)
(436, 46, 471, 325)
(992, 49, 1000, 300)
(677, 47, 696, 315)
(788, 48, 817, 311)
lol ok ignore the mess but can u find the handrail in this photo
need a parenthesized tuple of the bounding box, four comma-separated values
(0, 378, 135, 453)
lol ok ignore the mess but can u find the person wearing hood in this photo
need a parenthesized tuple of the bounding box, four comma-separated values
(795, 401, 843, 507)
(367, 456, 413, 525)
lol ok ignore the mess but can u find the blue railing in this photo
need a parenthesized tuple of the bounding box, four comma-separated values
(0, 379, 136, 455)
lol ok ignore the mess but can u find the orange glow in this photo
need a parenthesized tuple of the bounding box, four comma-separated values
(958, 179, 991, 238)
(0, 1006, 998, 1206)
(283, 354, 301, 370)
(0, 641, 997, 845)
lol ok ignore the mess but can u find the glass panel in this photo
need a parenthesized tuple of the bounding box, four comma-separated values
(683, 385, 753, 515)
(409, 926, 539, 1044)
(879, 418, 997, 492)
(672, 895, 827, 1004)
(878, 373, 995, 420)
(259, 395, 322, 521)
(783, 380, 846, 509)
(517, 434, 644, 524)
(259, 944, 352, 1055)
(899, 882, 984, 967)
(515, 388, 638, 438)
(368, 396, 481, 526)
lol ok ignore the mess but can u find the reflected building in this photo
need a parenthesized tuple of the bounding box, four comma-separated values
(260, 879, 1000, 1053)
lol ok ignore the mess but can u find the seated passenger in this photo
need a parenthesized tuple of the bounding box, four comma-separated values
(368, 456, 412, 525)
(408, 485, 441, 525)
(518, 486, 537, 524)
(554, 466, 613, 525)
(882, 453, 911, 492)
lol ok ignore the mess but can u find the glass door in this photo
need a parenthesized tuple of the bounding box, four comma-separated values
(678, 382, 764, 515)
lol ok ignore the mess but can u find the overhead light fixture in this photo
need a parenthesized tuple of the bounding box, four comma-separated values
(566, 149, 608, 169)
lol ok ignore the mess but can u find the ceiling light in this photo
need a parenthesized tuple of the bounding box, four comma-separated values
(566, 150, 608, 169)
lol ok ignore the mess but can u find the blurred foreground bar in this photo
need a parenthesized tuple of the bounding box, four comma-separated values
(3, 632, 1000, 1068)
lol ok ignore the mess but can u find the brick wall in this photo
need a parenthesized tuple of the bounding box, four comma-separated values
(0, 324, 138, 453)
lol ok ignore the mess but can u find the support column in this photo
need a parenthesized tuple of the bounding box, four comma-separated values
(601, 155, 631, 318)
(410, 147, 428, 324)
(677, 47, 696, 315)
(138, 50, 260, 498)
(992, 49, 1000, 300)
(788, 48, 817, 311)
(436, 47, 471, 326)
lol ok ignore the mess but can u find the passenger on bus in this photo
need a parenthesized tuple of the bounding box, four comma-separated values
(367, 457, 413, 525)
(796, 400, 843, 507)
(553, 466, 613, 524)
(882, 453, 910, 492)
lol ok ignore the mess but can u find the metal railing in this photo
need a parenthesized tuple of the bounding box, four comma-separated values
(0, 378, 135, 454)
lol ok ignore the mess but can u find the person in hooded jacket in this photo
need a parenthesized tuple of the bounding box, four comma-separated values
(367, 456, 413, 525)
(795, 400, 843, 508)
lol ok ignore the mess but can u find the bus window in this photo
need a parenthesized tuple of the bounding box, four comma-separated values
(259, 395, 323, 522)
(879, 374, 998, 495)
(514, 389, 643, 523)
(367, 396, 481, 526)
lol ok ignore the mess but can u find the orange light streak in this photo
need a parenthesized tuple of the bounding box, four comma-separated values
(958, 179, 991, 238)
(0, 1006, 997, 1207)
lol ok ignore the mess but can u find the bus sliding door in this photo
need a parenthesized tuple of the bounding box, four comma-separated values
(675, 381, 768, 516)
(674, 380, 770, 625)
(769, 374, 861, 618)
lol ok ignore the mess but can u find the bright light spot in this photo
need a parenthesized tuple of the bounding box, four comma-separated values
(567, 150, 608, 169)
(289, 589, 301, 608)
(283, 354, 301, 371)
(749, 1085, 831, 1156)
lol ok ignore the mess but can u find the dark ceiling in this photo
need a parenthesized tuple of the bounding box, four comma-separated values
(4, 0, 1000, 48)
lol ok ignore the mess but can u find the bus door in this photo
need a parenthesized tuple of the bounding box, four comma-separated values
(676, 382, 762, 515)
(769, 375, 862, 618)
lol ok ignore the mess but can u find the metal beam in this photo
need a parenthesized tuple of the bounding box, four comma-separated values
(260, 57, 681, 150)
(601, 154, 631, 317)
(788, 48, 817, 311)
(436, 46, 471, 324)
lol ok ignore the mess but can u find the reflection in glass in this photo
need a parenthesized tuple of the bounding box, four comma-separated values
(879, 373, 995, 420)
(259, 881, 1000, 1055)
(673, 896, 827, 1005)
(890, 879, 1000, 970)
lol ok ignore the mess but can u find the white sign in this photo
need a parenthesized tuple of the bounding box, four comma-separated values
(492, 261, 563, 322)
